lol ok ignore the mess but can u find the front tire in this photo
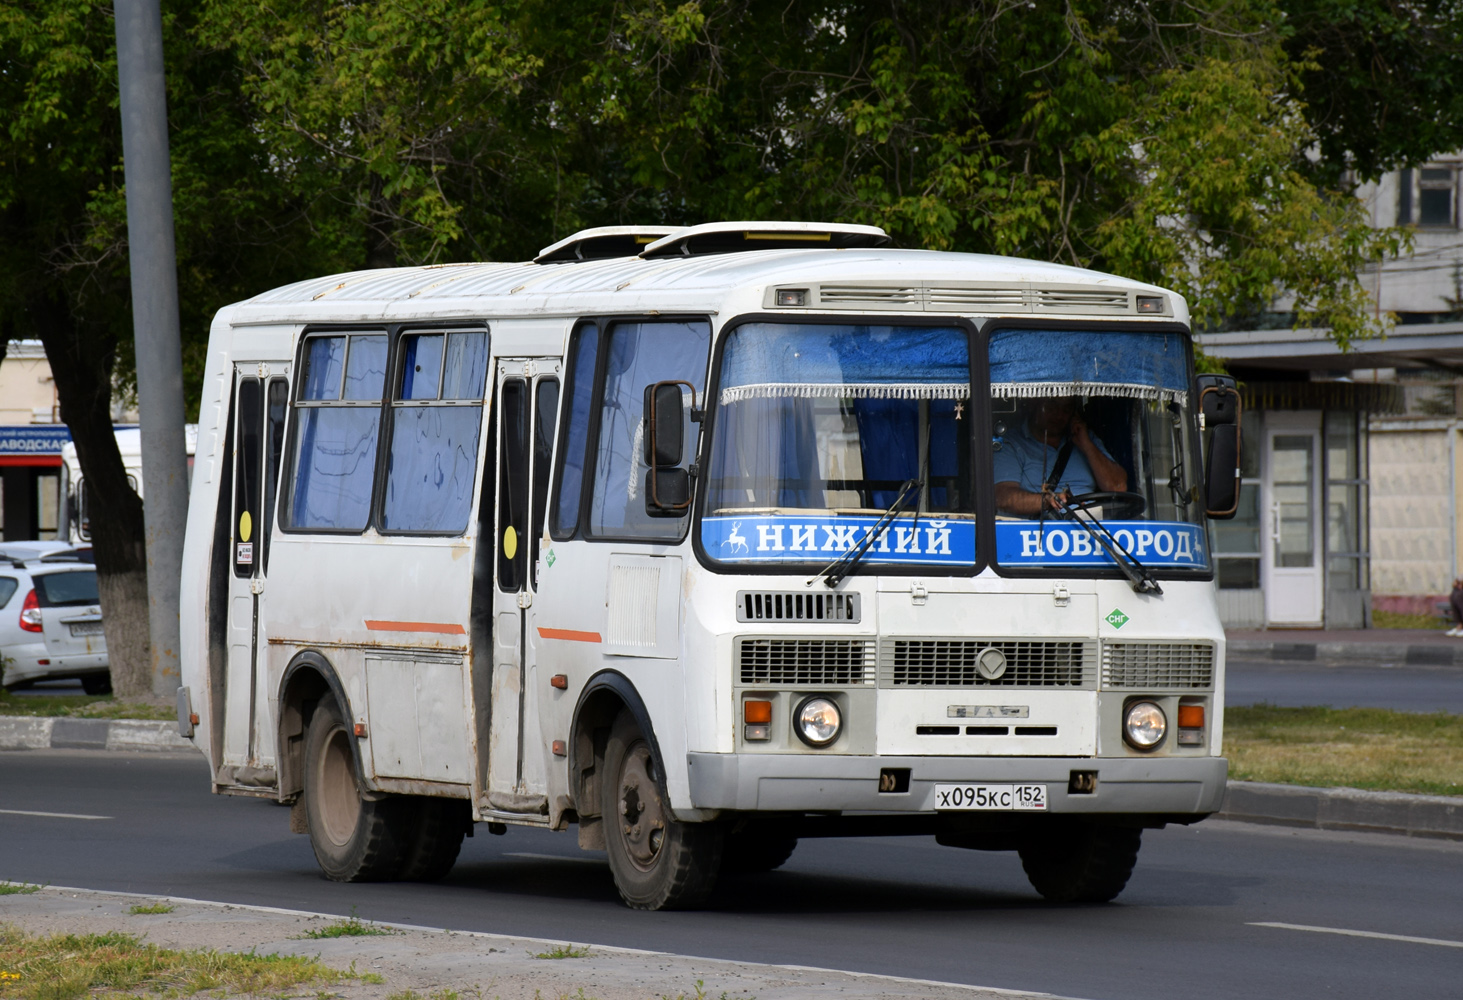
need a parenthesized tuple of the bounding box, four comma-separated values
(303, 699, 408, 881)
(81, 673, 112, 695)
(1018, 822, 1142, 903)
(601, 711, 722, 910)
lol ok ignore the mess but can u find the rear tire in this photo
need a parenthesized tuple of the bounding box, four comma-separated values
(723, 824, 798, 874)
(397, 797, 469, 881)
(303, 699, 408, 881)
(1018, 823, 1142, 903)
(602, 711, 722, 910)
(80, 674, 112, 696)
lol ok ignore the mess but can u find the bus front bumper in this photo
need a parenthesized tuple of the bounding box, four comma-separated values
(686, 753, 1227, 817)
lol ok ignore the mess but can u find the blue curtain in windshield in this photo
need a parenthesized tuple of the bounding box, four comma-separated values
(989, 329, 1188, 402)
(706, 397, 821, 509)
(719, 324, 969, 402)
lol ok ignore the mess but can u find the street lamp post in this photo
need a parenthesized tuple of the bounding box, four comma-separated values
(113, 0, 190, 699)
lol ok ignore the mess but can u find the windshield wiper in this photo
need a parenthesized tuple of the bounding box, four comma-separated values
(812, 478, 920, 590)
(1053, 498, 1163, 596)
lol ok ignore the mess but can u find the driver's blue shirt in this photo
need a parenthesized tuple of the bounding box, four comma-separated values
(992, 423, 1115, 496)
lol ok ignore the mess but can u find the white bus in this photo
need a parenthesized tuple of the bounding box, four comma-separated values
(62, 426, 197, 544)
(178, 221, 1242, 910)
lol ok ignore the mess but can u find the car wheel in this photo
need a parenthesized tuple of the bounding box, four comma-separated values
(303, 698, 408, 881)
(601, 711, 722, 910)
(396, 796, 469, 882)
(80, 674, 112, 696)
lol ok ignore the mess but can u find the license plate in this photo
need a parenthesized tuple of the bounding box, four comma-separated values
(69, 621, 104, 637)
(934, 783, 1047, 811)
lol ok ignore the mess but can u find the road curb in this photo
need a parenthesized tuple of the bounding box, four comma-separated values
(1229, 639, 1463, 667)
(0, 716, 192, 753)
(1218, 780, 1463, 840)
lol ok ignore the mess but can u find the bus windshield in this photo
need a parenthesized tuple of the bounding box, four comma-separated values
(702, 322, 975, 569)
(988, 327, 1208, 573)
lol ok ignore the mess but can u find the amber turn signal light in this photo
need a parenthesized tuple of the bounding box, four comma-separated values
(744, 700, 772, 724)
(1177, 705, 1204, 728)
(550, 674, 568, 690)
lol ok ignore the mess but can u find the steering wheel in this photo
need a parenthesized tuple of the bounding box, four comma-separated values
(1062, 491, 1146, 519)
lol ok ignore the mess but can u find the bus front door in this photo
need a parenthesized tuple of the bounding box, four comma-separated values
(221, 369, 290, 773)
(487, 359, 561, 815)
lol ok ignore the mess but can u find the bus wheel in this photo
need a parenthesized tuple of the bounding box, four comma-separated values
(601, 712, 722, 910)
(397, 797, 469, 882)
(303, 699, 407, 881)
(723, 824, 798, 874)
(1018, 822, 1142, 903)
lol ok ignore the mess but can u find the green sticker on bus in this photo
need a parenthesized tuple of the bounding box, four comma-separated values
(1105, 608, 1129, 629)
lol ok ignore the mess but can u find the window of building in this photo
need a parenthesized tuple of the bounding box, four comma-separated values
(588, 319, 711, 540)
(1213, 409, 1261, 588)
(381, 331, 489, 534)
(287, 333, 387, 531)
(1398, 166, 1458, 227)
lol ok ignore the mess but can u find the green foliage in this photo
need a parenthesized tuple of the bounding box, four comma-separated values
(0, 925, 349, 999)
(0, 689, 174, 721)
(297, 911, 394, 939)
(0, 884, 43, 897)
(126, 902, 175, 915)
(531, 944, 591, 959)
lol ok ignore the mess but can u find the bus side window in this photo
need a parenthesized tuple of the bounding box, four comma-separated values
(381, 330, 489, 534)
(286, 333, 386, 531)
(550, 322, 599, 540)
(497, 379, 529, 590)
(262, 377, 288, 573)
(233, 377, 263, 577)
(530, 377, 560, 587)
(588, 320, 710, 540)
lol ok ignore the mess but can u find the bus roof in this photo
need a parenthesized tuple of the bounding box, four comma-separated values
(223, 245, 1187, 327)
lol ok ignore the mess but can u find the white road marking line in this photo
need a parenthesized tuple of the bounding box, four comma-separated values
(1250, 921, 1463, 949)
(504, 851, 603, 864)
(29, 883, 1097, 1000)
(0, 808, 112, 821)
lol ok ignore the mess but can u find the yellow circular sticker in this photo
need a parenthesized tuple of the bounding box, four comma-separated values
(239, 510, 252, 542)
(503, 525, 518, 560)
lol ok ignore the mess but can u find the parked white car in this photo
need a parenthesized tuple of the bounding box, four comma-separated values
(0, 550, 108, 694)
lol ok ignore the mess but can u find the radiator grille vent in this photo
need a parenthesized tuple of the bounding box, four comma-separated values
(1101, 642, 1215, 689)
(881, 639, 1092, 687)
(736, 591, 860, 623)
(738, 638, 873, 686)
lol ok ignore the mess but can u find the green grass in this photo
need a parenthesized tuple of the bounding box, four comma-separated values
(0, 925, 350, 1000)
(0, 885, 41, 897)
(0, 688, 173, 721)
(532, 944, 592, 960)
(297, 912, 394, 939)
(127, 902, 175, 915)
(1371, 609, 1451, 630)
(1227, 705, 1463, 796)
(387, 990, 458, 1000)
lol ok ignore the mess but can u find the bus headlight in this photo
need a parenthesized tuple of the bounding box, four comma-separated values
(795, 696, 841, 748)
(1123, 700, 1167, 750)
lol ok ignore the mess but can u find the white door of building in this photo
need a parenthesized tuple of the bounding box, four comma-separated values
(1262, 413, 1324, 626)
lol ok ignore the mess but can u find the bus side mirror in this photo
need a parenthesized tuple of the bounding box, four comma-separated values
(1197, 375, 1241, 519)
(643, 380, 693, 517)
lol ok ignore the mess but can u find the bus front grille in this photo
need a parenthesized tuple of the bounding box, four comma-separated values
(737, 638, 873, 686)
(736, 591, 860, 623)
(1101, 642, 1215, 689)
(880, 639, 1092, 687)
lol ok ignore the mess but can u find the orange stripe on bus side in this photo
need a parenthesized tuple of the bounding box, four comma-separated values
(364, 620, 467, 635)
(537, 627, 603, 643)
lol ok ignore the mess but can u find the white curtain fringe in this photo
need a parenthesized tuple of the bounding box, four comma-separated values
(990, 382, 1187, 404)
(720, 382, 971, 404)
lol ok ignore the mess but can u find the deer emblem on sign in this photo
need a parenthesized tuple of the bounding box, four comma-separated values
(724, 520, 750, 554)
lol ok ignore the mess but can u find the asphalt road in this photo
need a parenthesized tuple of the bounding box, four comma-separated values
(2, 750, 1461, 1000)
(1225, 658, 1463, 713)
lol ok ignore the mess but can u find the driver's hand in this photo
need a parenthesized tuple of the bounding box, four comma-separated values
(1042, 489, 1071, 511)
(1069, 414, 1090, 445)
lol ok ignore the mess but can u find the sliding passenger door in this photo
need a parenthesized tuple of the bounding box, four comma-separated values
(486, 358, 561, 813)
(221, 368, 289, 770)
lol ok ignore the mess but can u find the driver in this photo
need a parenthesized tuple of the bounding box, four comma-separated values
(993, 396, 1128, 517)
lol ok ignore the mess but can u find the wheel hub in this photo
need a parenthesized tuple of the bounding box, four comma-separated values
(617, 744, 666, 872)
(317, 727, 361, 847)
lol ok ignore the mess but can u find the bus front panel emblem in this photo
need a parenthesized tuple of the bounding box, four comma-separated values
(975, 647, 1007, 681)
